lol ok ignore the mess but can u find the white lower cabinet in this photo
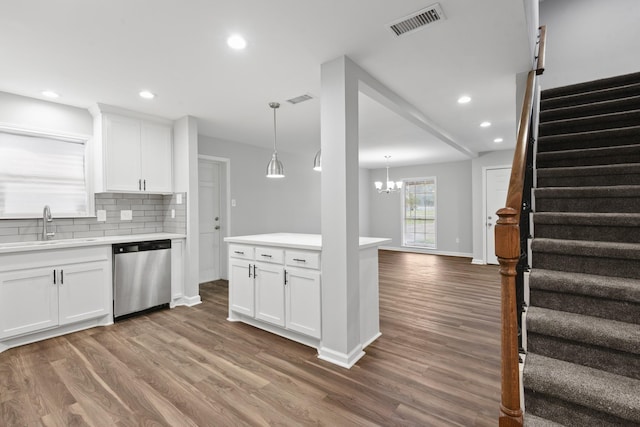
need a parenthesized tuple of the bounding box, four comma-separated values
(0, 247, 111, 341)
(254, 261, 285, 327)
(285, 267, 321, 339)
(228, 245, 321, 340)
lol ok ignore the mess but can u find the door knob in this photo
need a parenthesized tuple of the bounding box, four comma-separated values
(488, 223, 493, 227)
(214, 217, 219, 221)
(215, 225, 220, 230)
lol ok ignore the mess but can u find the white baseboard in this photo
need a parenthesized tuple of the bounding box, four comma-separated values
(471, 258, 487, 265)
(380, 246, 473, 258)
(317, 345, 366, 369)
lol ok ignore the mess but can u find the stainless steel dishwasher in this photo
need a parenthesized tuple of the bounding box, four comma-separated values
(113, 240, 171, 320)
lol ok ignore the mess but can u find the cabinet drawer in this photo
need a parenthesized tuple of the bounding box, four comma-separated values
(285, 250, 320, 270)
(255, 246, 284, 264)
(229, 245, 254, 260)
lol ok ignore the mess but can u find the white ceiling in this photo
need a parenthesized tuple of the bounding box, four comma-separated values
(0, 1, 532, 169)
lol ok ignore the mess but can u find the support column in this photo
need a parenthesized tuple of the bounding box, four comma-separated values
(318, 56, 363, 368)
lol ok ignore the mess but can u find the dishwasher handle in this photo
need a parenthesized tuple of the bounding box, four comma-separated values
(113, 240, 171, 254)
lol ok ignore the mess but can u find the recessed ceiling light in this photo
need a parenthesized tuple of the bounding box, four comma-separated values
(457, 95, 471, 104)
(227, 34, 247, 50)
(41, 90, 59, 98)
(139, 90, 155, 99)
(494, 138, 504, 143)
(480, 121, 491, 128)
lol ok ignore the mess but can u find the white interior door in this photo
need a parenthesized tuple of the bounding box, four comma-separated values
(199, 159, 221, 283)
(486, 167, 511, 265)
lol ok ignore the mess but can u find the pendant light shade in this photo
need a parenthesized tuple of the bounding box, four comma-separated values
(313, 149, 322, 171)
(375, 156, 403, 193)
(266, 102, 285, 178)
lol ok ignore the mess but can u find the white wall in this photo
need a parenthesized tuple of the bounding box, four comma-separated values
(540, 0, 640, 89)
(198, 135, 321, 236)
(0, 91, 92, 135)
(471, 149, 515, 263)
(358, 168, 371, 236)
(368, 159, 473, 256)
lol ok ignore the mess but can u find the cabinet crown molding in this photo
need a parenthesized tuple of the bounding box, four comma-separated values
(89, 103, 172, 126)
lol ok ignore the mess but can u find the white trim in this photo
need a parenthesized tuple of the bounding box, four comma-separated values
(198, 154, 232, 280)
(0, 122, 91, 143)
(182, 295, 202, 307)
(317, 344, 366, 369)
(471, 258, 487, 265)
(482, 165, 511, 264)
(401, 176, 437, 250)
(380, 245, 472, 258)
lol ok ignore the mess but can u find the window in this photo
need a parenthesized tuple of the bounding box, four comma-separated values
(403, 177, 436, 248)
(0, 129, 91, 218)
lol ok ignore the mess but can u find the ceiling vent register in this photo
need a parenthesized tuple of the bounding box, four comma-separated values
(286, 94, 313, 105)
(388, 3, 446, 37)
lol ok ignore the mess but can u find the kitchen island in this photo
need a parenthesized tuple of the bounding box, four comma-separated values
(224, 233, 391, 367)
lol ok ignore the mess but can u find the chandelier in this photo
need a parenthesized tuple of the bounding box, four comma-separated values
(374, 156, 403, 193)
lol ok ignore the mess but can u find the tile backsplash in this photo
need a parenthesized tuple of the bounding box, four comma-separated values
(0, 193, 186, 243)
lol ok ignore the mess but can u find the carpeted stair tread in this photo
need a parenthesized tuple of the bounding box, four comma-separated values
(541, 71, 640, 99)
(532, 238, 640, 260)
(533, 212, 640, 227)
(539, 109, 640, 137)
(529, 268, 640, 304)
(540, 95, 640, 123)
(535, 185, 640, 200)
(524, 414, 565, 427)
(523, 354, 640, 423)
(536, 143, 640, 167)
(541, 82, 640, 111)
(537, 126, 640, 153)
(527, 307, 640, 354)
(537, 163, 640, 178)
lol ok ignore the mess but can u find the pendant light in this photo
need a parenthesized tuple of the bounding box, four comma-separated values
(313, 149, 321, 171)
(374, 156, 403, 193)
(266, 102, 285, 178)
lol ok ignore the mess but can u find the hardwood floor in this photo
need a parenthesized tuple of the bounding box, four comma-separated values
(0, 251, 501, 426)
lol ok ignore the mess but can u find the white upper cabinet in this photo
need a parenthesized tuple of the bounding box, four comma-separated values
(90, 104, 173, 194)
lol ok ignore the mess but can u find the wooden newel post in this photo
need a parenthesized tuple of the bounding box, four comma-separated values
(496, 207, 523, 427)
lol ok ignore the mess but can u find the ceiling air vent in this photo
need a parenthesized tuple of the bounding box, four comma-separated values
(388, 3, 446, 37)
(286, 94, 314, 105)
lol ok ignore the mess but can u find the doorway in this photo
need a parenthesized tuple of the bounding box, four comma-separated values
(198, 157, 229, 282)
(484, 167, 511, 265)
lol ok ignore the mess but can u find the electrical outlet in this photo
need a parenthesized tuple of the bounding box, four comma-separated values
(97, 210, 106, 222)
(171, 209, 175, 219)
(455, 237, 460, 244)
(120, 210, 133, 221)
(232, 199, 236, 207)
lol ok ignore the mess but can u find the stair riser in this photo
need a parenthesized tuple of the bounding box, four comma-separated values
(537, 152, 640, 168)
(537, 173, 640, 187)
(533, 223, 640, 243)
(539, 111, 640, 137)
(525, 389, 633, 426)
(535, 197, 640, 213)
(538, 133, 640, 152)
(541, 97, 640, 123)
(527, 333, 640, 380)
(542, 84, 640, 110)
(532, 252, 640, 279)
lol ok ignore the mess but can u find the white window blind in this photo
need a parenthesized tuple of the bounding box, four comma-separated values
(0, 131, 89, 218)
(403, 177, 436, 248)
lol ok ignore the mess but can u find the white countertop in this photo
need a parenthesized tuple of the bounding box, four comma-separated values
(224, 233, 391, 251)
(0, 233, 186, 254)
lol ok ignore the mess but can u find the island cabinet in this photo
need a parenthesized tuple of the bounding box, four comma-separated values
(227, 243, 322, 341)
(0, 246, 112, 342)
(89, 103, 173, 194)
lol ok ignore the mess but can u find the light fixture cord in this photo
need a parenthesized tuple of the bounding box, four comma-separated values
(273, 107, 278, 153)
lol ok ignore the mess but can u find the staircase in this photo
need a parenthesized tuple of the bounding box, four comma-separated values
(523, 72, 640, 426)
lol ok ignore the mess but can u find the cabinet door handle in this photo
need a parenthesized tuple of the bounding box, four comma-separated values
(138, 179, 142, 190)
(261, 254, 272, 258)
(234, 251, 244, 255)
(53, 269, 56, 285)
(284, 270, 288, 285)
(293, 258, 306, 263)
(253, 265, 257, 278)
(248, 264, 252, 278)
(143, 179, 146, 191)
(60, 269, 64, 285)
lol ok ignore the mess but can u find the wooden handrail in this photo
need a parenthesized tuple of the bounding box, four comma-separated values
(497, 25, 546, 427)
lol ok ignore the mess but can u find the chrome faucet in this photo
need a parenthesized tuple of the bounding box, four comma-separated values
(42, 205, 55, 240)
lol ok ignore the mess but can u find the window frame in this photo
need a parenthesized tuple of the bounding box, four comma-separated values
(401, 176, 437, 249)
(0, 124, 95, 219)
